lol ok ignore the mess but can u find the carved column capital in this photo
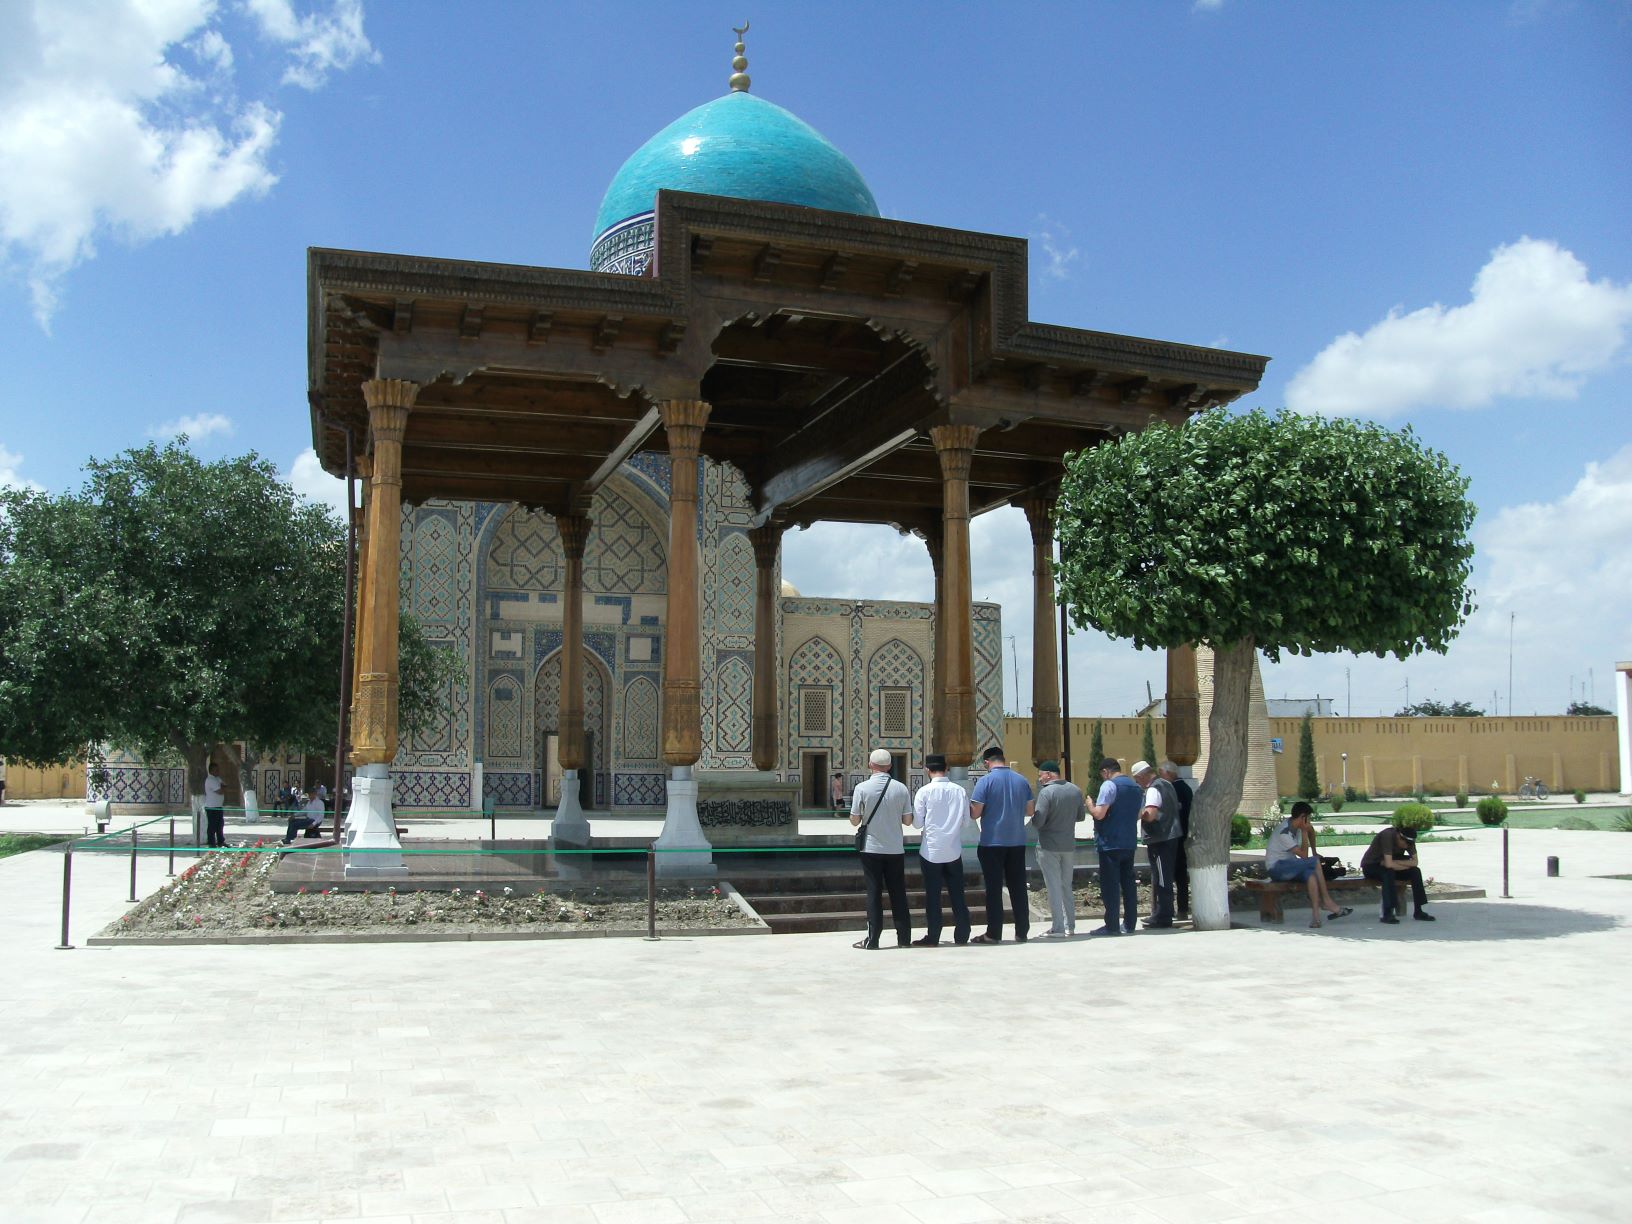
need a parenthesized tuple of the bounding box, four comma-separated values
(748, 522, 783, 571)
(659, 398, 711, 463)
(1020, 492, 1057, 548)
(360, 378, 418, 442)
(930, 423, 980, 482)
(557, 513, 591, 560)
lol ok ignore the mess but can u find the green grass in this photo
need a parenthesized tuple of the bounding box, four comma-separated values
(1322, 808, 1630, 831)
(0, 834, 67, 860)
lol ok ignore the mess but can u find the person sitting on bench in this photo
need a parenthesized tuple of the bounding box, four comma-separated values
(1264, 802, 1351, 928)
(1361, 825, 1435, 924)
(281, 790, 326, 844)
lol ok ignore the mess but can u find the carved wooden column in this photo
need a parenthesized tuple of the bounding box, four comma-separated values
(932, 424, 980, 769)
(553, 512, 592, 844)
(653, 399, 713, 870)
(350, 380, 416, 767)
(749, 522, 783, 773)
(1022, 494, 1061, 765)
(343, 379, 416, 878)
(922, 524, 946, 752)
(1166, 644, 1200, 767)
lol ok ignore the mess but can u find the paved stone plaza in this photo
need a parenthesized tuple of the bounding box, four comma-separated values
(1, 814, 1628, 1223)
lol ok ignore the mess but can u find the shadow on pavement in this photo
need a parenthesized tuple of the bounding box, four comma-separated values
(1269, 900, 1621, 942)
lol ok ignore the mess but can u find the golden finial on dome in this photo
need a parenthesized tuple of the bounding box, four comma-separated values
(729, 22, 751, 92)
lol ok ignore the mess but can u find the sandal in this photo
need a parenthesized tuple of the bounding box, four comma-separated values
(852, 939, 878, 950)
(1328, 906, 1353, 920)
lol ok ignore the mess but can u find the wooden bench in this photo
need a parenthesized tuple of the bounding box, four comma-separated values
(1244, 874, 1410, 923)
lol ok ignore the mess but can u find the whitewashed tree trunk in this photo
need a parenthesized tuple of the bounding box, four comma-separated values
(1189, 636, 1255, 930)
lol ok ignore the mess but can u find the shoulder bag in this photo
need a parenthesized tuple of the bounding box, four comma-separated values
(854, 778, 891, 853)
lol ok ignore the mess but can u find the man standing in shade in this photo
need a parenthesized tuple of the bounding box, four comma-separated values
(1161, 760, 1194, 918)
(202, 760, 226, 849)
(911, 754, 972, 946)
(849, 748, 914, 950)
(1030, 760, 1083, 937)
(1133, 760, 1183, 928)
(969, 745, 1033, 944)
(1088, 757, 1142, 935)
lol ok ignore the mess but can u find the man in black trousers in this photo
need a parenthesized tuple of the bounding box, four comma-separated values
(1160, 761, 1193, 918)
(849, 748, 914, 949)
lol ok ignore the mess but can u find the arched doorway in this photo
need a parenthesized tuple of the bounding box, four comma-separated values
(534, 649, 610, 810)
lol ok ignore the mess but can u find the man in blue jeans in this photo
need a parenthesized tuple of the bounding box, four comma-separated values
(1088, 757, 1142, 935)
(969, 745, 1033, 943)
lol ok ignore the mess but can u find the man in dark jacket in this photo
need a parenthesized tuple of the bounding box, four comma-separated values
(1362, 825, 1435, 924)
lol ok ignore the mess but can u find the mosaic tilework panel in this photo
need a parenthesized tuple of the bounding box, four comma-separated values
(867, 638, 925, 749)
(624, 451, 672, 498)
(407, 507, 459, 624)
(485, 672, 523, 761)
(90, 766, 185, 805)
(484, 771, 533, 808)
(621, 675, 660, 762)
(533, 651, 609, 776)
(973, 608, 1005, 759)
(699, 461, 757, 770)
(399, 501, 475, 771)
(395, 770, 471, 810)
(585, 483, 666, 595)
(786, 635, 844, 758)
(714, 653, 753, 754)
(614, 772, 667, 807)
(589, 212, 654, 277)
(406, 636, 458, 756)
(484, 509, 562, 592)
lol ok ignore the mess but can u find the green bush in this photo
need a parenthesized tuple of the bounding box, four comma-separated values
(1455, 790, 1469, 808)
(1392, 802, 1435, 833)
(1230, 814, 1252, 847)
(1614, 811, 1632, 833)
(1343, 785, 1358, 802)
(1329, 794, 1345, 813)
(1573, 789, 1586, 804)
(1476, 796, 1507, 827)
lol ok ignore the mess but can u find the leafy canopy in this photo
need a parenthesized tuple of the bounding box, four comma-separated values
(1397, 699, 1484, 717)
(1054, 409, 1476, 660)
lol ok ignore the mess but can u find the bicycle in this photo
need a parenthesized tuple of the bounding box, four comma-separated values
(1517, 776, 1549, 800)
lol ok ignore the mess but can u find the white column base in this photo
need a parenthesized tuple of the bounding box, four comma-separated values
(343, 764, 408, 878)
(243, 787, 260, 824)
(1189, 862, 1231, 931)
(654, 770, 713, 876)
(551, 769, 591, 847)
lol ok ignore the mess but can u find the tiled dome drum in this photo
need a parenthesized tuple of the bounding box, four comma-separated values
(590, 52, 879, 276)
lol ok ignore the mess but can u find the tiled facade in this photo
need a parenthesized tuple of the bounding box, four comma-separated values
(396, 455, 1004, 809)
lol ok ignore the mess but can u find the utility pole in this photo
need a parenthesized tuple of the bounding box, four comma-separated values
(1007, 635, 1020, 715)
(1508, 612, 1515, 718)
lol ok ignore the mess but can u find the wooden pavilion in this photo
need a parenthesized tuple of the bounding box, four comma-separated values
(309, 187, 1267, 872)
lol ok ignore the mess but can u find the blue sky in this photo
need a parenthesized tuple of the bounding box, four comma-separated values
(3, 1, 1629, 720)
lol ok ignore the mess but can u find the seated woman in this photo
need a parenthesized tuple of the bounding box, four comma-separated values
(1264, 802, 1351, 928)
(281, 790, 326, 845)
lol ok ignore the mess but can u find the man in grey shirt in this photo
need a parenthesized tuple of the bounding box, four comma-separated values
(1030, 761, 1083, 936)
(1133, 760, 1183, 928)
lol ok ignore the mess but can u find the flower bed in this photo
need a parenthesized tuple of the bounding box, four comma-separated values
(100, 842, 756, 939)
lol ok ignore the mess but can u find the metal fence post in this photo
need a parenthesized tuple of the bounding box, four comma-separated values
(167, 816, 176, 877)
(55, 844, 74, 950)
(127, 825, 139, 903)
(1501, 826, 1510, 898)
(645, 847, 658, 941)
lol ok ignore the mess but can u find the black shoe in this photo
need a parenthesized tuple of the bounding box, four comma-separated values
(969, 933, 1002, 945)
(1087, 925, 1121, 937)
(1380, 915, 1400, 925)
(1142, 919, 1174, 929)
(910, 937, 940, 947)
(1413, 909, 1436, 921)
(1015, 933, 1028, 943)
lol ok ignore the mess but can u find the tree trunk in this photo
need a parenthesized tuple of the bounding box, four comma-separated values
(175, 738, 210, 847)
(1189, 636, 1255, 930)
(238, 744, 261, 824)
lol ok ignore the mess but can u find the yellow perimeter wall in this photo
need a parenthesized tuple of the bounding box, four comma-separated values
(1004, 716, 1620, 796)
(0, 760, 86, 800)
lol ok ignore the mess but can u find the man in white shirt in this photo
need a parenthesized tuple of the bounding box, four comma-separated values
(202, 762, 226, 848)
(850, 748, 914, 950)
(911, 753, 972, 946)
(282, 790, 327, 845)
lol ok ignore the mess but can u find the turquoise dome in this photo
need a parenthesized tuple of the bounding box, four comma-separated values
(590, 91, 880, 275)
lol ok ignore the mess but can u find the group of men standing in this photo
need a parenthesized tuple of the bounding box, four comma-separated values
(848, 746, 1194, 949)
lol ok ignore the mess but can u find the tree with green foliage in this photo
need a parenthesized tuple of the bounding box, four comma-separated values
(1296, 711, 1320, 801)
(1141, 714, 1157, 767)
(1089, 720, 1105, 771)
(1397, 699, 1484, 716)
(1566, 700, 1611, 716)
(0, 442, 451, 836)
(1055, 409, 1475, 929)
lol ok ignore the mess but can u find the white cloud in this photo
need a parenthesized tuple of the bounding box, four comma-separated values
(0, 442, 43, 492)
(287, 446, 348, 518)
(1194, 0, 1226, 11)
(1286, 238, 1632, 419)
(1259, 444, 1632, 716)
(244, 0, 378, 90)
(1031, 214, 1081, 283)
(148, 412, 234, 443)
(0, 2, 376, 326)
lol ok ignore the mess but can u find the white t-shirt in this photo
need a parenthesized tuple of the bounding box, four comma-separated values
(304, 796, 325, 823)
(912, 776, 970, 863)
(203, 774, 224, 809)
(851, 771, 911, 854)
(1264, 820, 1304, 869)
